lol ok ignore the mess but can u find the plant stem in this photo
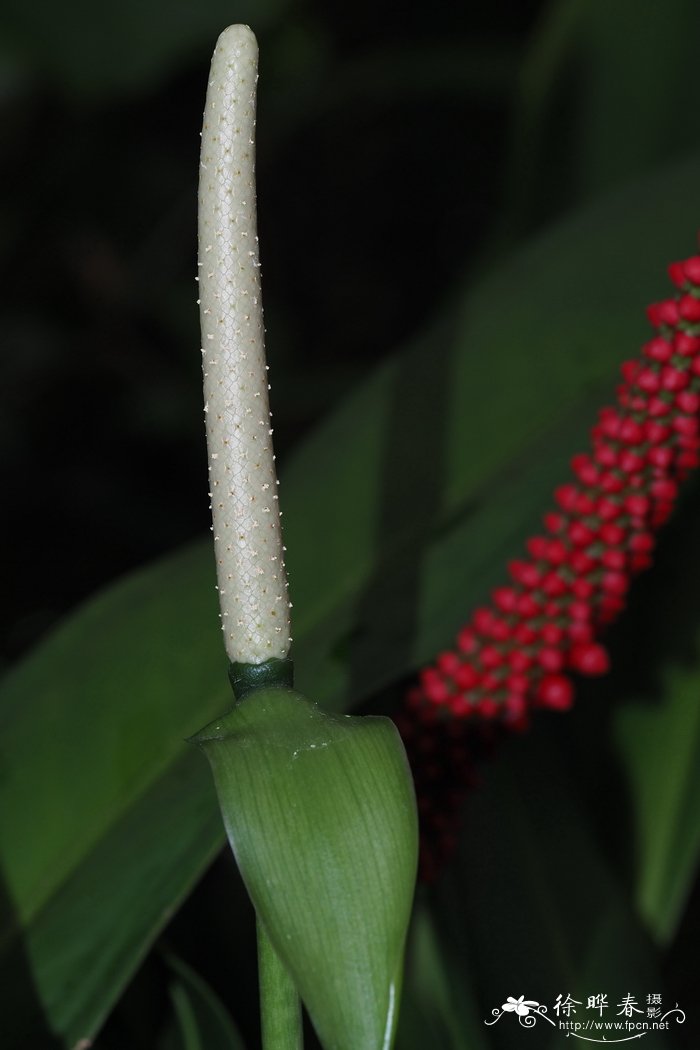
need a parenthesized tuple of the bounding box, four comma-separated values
(257, 917, 304, 1050)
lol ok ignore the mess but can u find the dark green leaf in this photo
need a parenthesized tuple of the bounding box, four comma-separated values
(434, 724, 675, 1049)
(504, 0, 700, 232)
(0, 544, 228, 1046)
(613, 669, 700, 944)
(557, 485, 700, 948)
(158, 953, 247, 1050)
(396, 900, 485, 1050)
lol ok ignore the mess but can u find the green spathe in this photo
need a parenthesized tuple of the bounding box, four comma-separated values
(192, 687, 418, 1050)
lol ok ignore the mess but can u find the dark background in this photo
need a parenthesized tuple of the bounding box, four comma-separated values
(4, 0, 699, 663)
(0, 0, 598, 666)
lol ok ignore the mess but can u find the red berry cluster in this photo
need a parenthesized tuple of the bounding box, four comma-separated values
(397, 253, 700, 879)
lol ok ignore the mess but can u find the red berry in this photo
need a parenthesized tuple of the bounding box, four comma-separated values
(517, 593, 540, 618)
(598, 444, 621, 470)
(491, 618, 512, 642)
(527, 536, 550, 560)
(629, 531, 654, 553)
(555, 484, 579, 511)
(572, 578, 594, 600)
(508, 560, 541, 588)
(599, 595, 625, 620)
(599, 410, 622, 439)
(506, 673, 528, 694)
(678, 450, 700, 471)
(509, 650, 532, 673)
(619, 449, 645, 474)
(682, 256, 700, 283)
(421, 669, 450, 704)
(569, 550, 596, 574)
(538, 675, 574, 710)
(457, 627, 477, 654)
(625, 493, 650, 517)
(541, 570, 568, 597)
(644, 337, 673, 361)
(602, 571, 628, 596)
(644, 420, 671, 443)
(652, 502, 674, 527)
(661, 299, 681, 325)
(647, 395, 671, 417)
(650, 478, 678, 502)
(437, 651, 461, 675)
(600, 471, 624, 494)
(619, 418, 644, 444)
(636, 369, 661, 393)
(569, 521, 595, 547)
(571, 454, 599, 485)
(668, 261, 687, 288)
(544, 511, 566, 534)
(480, 645, 503, 669)
(541, 623, 564, 646)
(677, 390, 700, 414)
(493, 586, 518, 612)
(574, 492, 596, 516)
(597, 497, 621, 521)
(600, 522, 625, 546)
(514, 622, 537, 646)
(661, 366, 690, 392)
(568, 621, 594, 645)
(539, 648, 564, 673)
(503, 693, 528, 728)
(570, 643, 610, 676)
(454, 663, 479, 689)
(630, 552, 653, 573)
(678, 293, 700, 322)
(675, 331, 700, 356)
(647, 445, 674, 470)
(674, 414, 699, 436)
(602, 548, 626, 570)
(546, 538, 570, 565)
(473, 608, 495, 634)
(646, 298, 680, 325)
(621, 360, 641, 383)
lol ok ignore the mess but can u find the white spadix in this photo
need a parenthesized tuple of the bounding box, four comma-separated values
(198, 25, 291, 665)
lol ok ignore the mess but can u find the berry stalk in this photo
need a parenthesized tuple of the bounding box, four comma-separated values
(398, 251, 700, 877)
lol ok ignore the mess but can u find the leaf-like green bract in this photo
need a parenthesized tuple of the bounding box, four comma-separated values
(193, 688, 418, 1050)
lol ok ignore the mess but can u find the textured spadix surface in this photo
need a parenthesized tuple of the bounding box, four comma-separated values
(198, 25, 290, 663)
(193, 688, 418, 1050)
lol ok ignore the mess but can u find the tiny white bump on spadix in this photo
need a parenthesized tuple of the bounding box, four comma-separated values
(198, 24, 291, 664)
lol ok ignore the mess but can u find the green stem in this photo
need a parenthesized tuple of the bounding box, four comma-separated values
(232, 657, 302, 1047)
(229, 657, 294, 700)
(257, 918, 304, 1050)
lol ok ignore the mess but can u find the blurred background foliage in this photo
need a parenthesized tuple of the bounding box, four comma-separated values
(1, 0, 699, 1048)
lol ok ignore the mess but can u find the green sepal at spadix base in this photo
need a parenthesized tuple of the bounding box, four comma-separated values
(191, 687, 418, 1050)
